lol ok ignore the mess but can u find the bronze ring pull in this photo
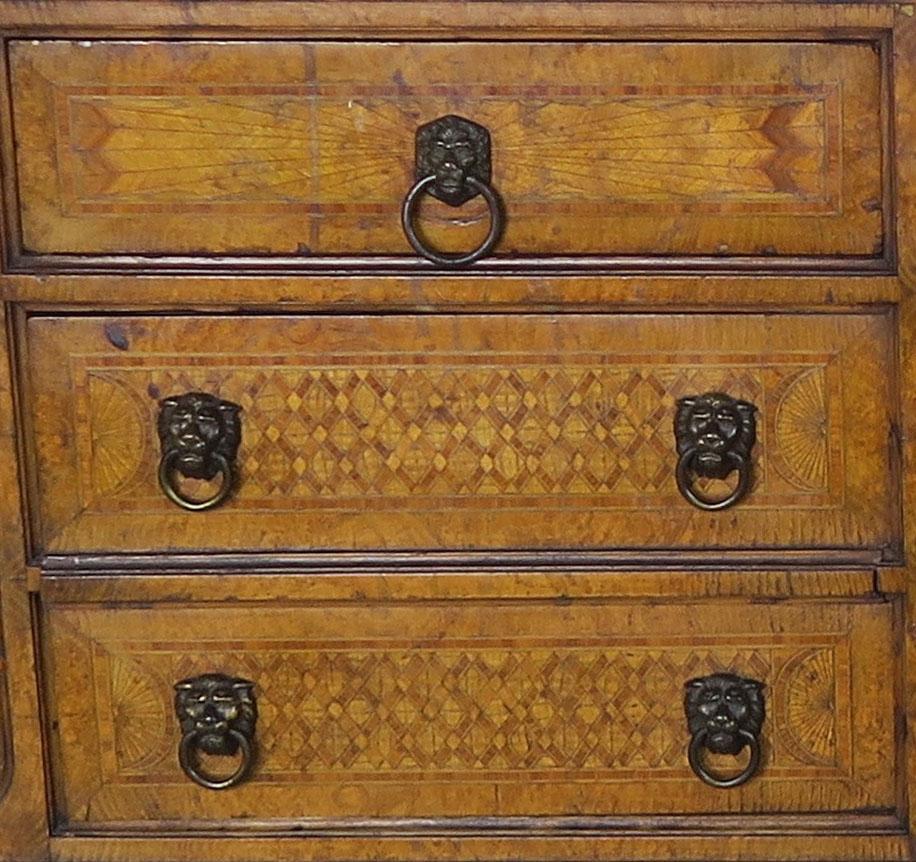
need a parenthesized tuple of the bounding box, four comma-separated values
(179, 728, 253, 791)
(675, 449, 750, 512)
(688, 727, 761, 789)
(174, 674, 257, 791)
(401, 173, 503, 266)
(684, 673, 765, 790)
(157, 392, 242, 512)
(401, 114, 504, 267)
(158, 450, 233, 512)
(674, 392, 757, 511)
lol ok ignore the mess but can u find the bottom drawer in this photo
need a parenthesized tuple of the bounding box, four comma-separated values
(41, 577, 900, 830)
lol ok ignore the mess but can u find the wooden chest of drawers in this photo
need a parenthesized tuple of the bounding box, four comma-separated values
(1, 3, 915, 861)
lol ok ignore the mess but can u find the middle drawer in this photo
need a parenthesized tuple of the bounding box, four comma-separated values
(24, 311, 898, 556)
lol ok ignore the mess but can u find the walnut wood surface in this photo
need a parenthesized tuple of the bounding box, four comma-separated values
(21, 311, 900, 556)
(37, 569, 884, 604)
(41, 588, 899, 826)
(0, 299, 50, 862)
(0, 2, 913, 861)
(43, 834, 914, 862)
(9, 39, 883, 262)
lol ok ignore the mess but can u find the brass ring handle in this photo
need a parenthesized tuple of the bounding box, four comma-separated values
(688, 728, 761, 789)
(676, 449, 750, 511)
(684, 673, 765, 790)
(157, 392, 242, 512)
(174, 673, 257, 792)
(673, 393, 757, 511)
(179, 728, 253, 791)
(401, 174, 503, 266)
(158, 450, 233, 512)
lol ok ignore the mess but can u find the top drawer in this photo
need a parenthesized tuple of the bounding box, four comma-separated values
(8, 39, 885, 269)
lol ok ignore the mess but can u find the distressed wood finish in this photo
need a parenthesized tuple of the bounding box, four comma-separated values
(40, 586, 899, 828)
(0, 299, 51, 862)
(9, 39, 883, 263)
(23, 311, 899, 556)
(0, 2, 913, 861)
(41, 835, 915, 862)
(37, 569, 885, 604)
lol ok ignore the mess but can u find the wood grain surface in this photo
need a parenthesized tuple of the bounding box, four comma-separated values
(9, 39, 883, 261)
(0, 2, 911, 860)
(41, 834, 912, 862)
(23, 311, 900, 556)
(41, 589, 899, 827)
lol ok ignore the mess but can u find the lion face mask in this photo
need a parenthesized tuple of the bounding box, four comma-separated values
(684, 673, 765, 756)
(158, 391, 242, 482)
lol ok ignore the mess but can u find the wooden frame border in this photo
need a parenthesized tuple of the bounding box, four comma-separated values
(0, 2, 911, 860)
(0, 8, 899, 277)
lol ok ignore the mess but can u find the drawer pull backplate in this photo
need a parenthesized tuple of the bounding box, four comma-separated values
(157, 392, 242, 511)
(401, 114, 503, 266)
(675, 392, 757, 511)
(174, 673, 257, 790)
(684, 673, 765, 789)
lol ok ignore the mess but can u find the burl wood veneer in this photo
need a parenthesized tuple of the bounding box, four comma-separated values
(22, 311, 899, 555)
(41, 587, 898, 826)
(8, 39, 884, 262)
(0, 3, 915, 862)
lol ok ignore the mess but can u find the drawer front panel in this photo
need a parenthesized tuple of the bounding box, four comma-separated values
(25, 312, 898, 555)
(10, 39, 883, 262)
(42, 591, 899, 827)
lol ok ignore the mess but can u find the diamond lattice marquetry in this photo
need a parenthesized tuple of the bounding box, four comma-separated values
(112, 644, 800, 777)
(108, 363, 784, 501)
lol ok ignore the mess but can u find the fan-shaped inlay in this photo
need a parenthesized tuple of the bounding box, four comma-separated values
(88, 375, 146, 497)
(110, 656, 169, 772)
(773, 368, 828, 491)
(780, 648, 836, 765)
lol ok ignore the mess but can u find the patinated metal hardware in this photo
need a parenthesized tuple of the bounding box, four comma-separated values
(684, 673, 765, 789)
(401, 114, 504, 266)
(674, 392, 757, 511)
(157, 391, 242, 512)
(174, 673, 257, 790)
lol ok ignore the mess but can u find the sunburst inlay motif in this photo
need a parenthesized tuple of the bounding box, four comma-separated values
(780, 648, 836, 765)
(88, 375, 146, 496)
(110, 656, 169, 772)
(773, 368, 828, 491)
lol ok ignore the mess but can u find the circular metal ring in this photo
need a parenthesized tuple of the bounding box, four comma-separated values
(688, 728, 761, 789)
(158, 451, 234, 512)
(401, 174, 503, 266)
(675, 449, 750, 511)
(179, 729, 253, 790)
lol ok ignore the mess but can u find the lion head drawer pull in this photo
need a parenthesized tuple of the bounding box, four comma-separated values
(401, 114, 504, 267)
(174, 673, 257, 790)
(157, 392, 242, 511)
(674, 392, 757, 511)
(684, 673, 765, 789)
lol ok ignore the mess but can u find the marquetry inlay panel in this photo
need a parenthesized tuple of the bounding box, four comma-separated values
(10, 40, 882, 258)
(102, 644, 835, 776)
(57, 88, 834, 212)
(43, 596, 896, 826)
(24, 312, 896, 554)
(79, 363, 826, 505)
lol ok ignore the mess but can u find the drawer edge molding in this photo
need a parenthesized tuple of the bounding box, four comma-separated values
(39, 594, 902, 826)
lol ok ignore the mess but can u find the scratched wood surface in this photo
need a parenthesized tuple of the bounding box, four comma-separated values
(9, 39, 883, 260)
(21, 312, 899, 556)
(42, 835, 915, 862)
(41, 591, 897, 826)
(0, 2, 912, 861)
